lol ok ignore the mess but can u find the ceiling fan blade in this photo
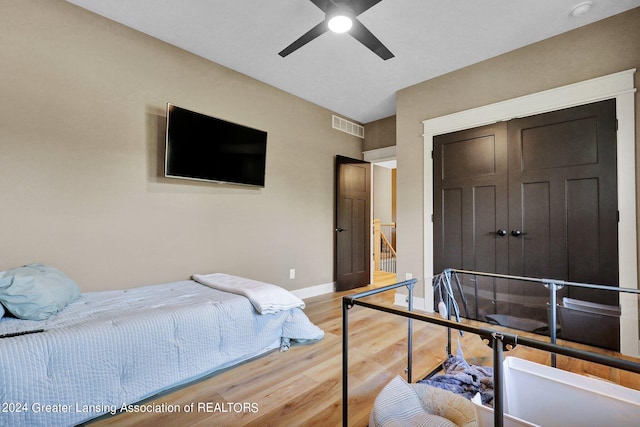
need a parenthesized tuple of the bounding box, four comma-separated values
(317, 0, 383, 16)
(348, 0, 383, 16)
(349, 18, 394, 60)
(309, 0, 332, 12)
(279, 21, 329, 57)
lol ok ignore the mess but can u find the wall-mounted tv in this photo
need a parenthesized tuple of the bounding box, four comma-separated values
(165, 103, 267, 187)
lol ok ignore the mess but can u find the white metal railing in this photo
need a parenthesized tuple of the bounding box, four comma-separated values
(373, 219, 396, 273)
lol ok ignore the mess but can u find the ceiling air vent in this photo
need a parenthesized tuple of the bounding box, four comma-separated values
(332, 115, 364, 139)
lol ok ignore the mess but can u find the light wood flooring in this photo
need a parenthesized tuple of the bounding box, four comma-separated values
(89, 281, 640, 427)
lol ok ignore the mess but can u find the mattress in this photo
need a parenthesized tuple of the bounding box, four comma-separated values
(0, 280, 323, 427)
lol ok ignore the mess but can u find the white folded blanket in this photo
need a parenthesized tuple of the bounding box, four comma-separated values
(192, 273, 305, 314)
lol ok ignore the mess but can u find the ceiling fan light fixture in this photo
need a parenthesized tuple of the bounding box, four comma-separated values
(328, 15, 353, 33)
(279, 0, 394, 60)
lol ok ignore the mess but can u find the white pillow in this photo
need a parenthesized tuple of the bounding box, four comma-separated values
(0, 264, 81, 320)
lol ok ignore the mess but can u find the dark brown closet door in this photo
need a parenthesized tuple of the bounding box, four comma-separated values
(433, 122, 509, 317)
(433, 99, 618, 321)
(508, 99, 618, 306)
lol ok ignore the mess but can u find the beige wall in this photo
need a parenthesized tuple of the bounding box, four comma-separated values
(373, 165, 393, 224)
(396, 8, 640, 288)
(364, 115, 396, 151)
(0, 0, 363, 291)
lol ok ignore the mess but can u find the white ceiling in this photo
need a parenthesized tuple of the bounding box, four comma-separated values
(65, 0, 640, 124)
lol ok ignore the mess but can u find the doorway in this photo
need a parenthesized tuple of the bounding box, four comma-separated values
(373, 163, 397, 287)
(365, 146, 398, 288)
(335, 155, 371, 291)
(335, 154, 398, 291)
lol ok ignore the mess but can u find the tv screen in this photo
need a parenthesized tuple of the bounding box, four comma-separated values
(165, 103, 267, 187)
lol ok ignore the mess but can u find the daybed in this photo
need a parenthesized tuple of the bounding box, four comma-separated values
(0, 265, 324, 427)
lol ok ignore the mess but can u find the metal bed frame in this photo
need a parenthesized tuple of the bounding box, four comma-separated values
(341, 270, 640, 427)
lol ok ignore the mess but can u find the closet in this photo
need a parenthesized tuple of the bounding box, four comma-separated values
(433, 99, 618, 335)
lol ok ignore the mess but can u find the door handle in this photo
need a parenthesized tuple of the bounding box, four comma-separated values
(336, 227, 346, 232)
(511, 229, 525, 237)
(496, 229, 507, 237)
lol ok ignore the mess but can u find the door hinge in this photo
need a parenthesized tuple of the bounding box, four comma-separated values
(617, 210, 620, 222)
(616, 119, 619, 131)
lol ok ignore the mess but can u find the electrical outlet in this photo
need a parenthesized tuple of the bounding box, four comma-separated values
(289, 269, 295, 279)
(405, 273, 413, 280)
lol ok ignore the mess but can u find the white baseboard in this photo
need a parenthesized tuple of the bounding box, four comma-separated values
(292, 284, 431, 313)
(394, 292, 428, 312)
(292, 282, 335, 300)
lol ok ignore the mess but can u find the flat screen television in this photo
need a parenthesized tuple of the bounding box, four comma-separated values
(165, 103, 267, 187)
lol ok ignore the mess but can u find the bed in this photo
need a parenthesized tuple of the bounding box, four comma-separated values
(0, 265, 324, 427)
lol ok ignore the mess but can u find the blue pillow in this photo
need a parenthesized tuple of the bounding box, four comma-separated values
(0, 303, 4, 319)
(0, 264, 81, 320)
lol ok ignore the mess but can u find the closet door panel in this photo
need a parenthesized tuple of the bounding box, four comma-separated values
(434, 123, 508, 318)
(508, 99, 618, 307)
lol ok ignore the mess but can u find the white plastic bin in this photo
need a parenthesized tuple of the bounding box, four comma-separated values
(472, 394, 539, 427)
(473, 357, 640, 426)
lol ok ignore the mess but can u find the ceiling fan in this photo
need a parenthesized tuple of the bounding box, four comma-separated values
(279, 0, 394, 60)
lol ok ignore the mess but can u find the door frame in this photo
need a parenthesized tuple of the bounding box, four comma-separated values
(422, 69, 638, 356)
(365, 146, 397, 285)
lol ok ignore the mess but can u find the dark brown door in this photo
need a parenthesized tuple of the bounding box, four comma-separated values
(434, 99, 618, 320)
(508, 99, 618, 305)
(433, 122, 509, 317)
(336, 155, 371, 291)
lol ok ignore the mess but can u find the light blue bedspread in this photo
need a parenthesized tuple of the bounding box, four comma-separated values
(0, 280, 323, 427)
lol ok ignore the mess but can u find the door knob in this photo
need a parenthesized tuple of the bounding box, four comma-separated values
(496, 229, 507, 237)
(511, 229, 524, 237)
(336, 227, 346, 232)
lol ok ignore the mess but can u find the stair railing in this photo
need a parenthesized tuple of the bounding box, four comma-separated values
(373, 219, 397, 273)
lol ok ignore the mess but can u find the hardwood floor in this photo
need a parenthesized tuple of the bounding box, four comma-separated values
(372, 270, 397, 287)
(88, 284, 640, 427)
